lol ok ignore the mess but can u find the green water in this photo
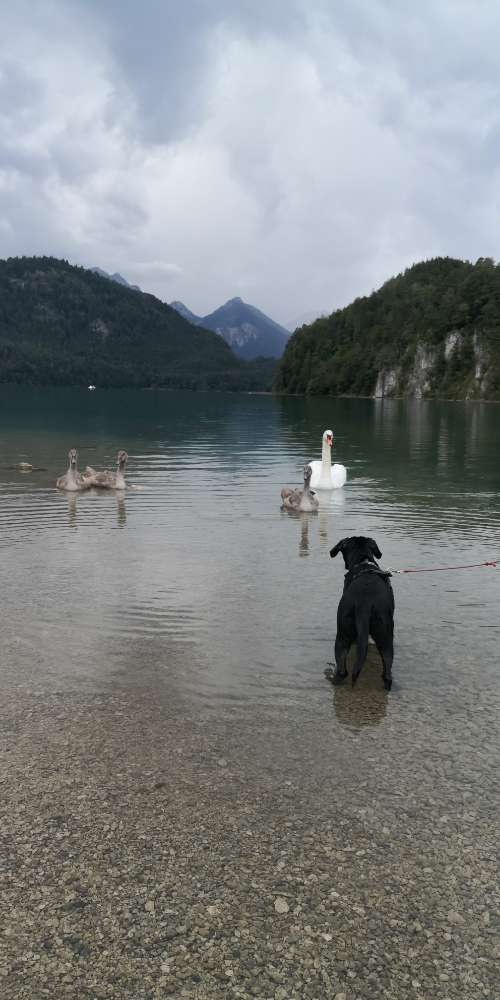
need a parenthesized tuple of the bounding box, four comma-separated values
(1, 386, 500, 726)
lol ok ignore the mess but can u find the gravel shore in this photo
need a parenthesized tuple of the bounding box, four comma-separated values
(1, 662, 498, 999)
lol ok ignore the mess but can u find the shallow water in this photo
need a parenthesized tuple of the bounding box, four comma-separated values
(1, 386, 500, 729)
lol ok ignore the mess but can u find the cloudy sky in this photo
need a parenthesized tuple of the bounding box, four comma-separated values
(1, 1, 500, 324)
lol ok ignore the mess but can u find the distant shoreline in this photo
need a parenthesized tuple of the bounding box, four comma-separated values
(1, 382, 499, 403)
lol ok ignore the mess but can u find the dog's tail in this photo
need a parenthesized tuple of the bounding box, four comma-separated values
(352, 604, 371, 686)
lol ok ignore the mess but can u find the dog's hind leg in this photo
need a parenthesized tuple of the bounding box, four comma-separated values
(371, 621, 394, 691)
(351, 606, 370, 687)
(333, 634, 349, 684)
(379, 640, 394, 691)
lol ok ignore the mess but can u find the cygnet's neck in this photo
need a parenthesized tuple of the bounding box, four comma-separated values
(299, 479, 315, 511)
(115, 463, 127, 489)
(68, 462, 79, 485)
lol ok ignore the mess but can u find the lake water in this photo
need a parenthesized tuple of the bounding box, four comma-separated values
(1, 386, 500, 721)
(2, 386, 499, 998)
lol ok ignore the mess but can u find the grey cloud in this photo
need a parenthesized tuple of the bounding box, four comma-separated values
(2, 1, 500, 321)
(131, 261, 182, 277)
(79, 0, 305, 143)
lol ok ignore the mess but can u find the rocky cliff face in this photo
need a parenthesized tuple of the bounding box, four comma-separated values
(373, 368, 398, 398)
(373, 331, 490, 400)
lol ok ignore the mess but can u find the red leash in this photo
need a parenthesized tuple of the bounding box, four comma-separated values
(389, 560, 498, 575)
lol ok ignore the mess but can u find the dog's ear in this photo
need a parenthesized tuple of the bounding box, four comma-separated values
(367, 538, 382, 559)
(330, 538, 348, 558)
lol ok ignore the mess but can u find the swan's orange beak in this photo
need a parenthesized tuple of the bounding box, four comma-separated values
(327, 433, 333, 446)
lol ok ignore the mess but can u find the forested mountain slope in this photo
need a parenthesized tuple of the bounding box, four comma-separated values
(0, 257, 274, 390)
(275, 257, 500, 399)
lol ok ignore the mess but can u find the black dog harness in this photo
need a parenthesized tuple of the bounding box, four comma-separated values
(343, 559, 392, 594)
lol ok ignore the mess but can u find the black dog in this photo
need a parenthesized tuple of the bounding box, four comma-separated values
(329, 536, 394, 690)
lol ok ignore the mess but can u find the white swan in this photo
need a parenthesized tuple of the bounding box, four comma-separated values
(309, 430, 346, 490)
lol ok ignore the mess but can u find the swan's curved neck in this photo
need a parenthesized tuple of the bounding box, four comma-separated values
(321, 439, 332, 478)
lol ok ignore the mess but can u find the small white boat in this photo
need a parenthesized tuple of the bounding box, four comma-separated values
(88, 384, 96, 391)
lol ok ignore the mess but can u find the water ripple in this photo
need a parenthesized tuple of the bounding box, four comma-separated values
(1, 389, 500, 725)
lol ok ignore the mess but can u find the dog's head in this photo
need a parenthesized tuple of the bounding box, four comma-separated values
(330, 536, 382, 570)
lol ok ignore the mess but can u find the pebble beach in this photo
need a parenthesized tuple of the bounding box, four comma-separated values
(1, 651, 498, 1000)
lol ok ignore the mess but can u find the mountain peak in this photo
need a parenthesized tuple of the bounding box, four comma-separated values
(171, 296, 289, 359)
(169, 301, 202, 325)
(199, 298, 289, 360)
(91, 266, 141, 292)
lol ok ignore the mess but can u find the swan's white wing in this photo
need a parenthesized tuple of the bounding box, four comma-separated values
(309, 460, 346, 489)
(330, 463, 347, 488)
(308, 460, 323, 489)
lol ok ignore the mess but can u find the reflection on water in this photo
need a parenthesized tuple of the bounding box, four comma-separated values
(332, 686, 388, 730)
(280, 507, 333, 557)
(299, 514, 310, 557)
(0, 387, 500, 739)
(318, 508, 329, 542)
(67, 493, 77, 527)
(66, 490, 127, 528)
(333, 674, 387, 731)
(116, 493, 127, 528)
(280, 509, 315, 557)
(328, 650, 389, 730)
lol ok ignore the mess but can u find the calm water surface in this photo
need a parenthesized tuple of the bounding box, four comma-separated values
(1, 386, 500, 732)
